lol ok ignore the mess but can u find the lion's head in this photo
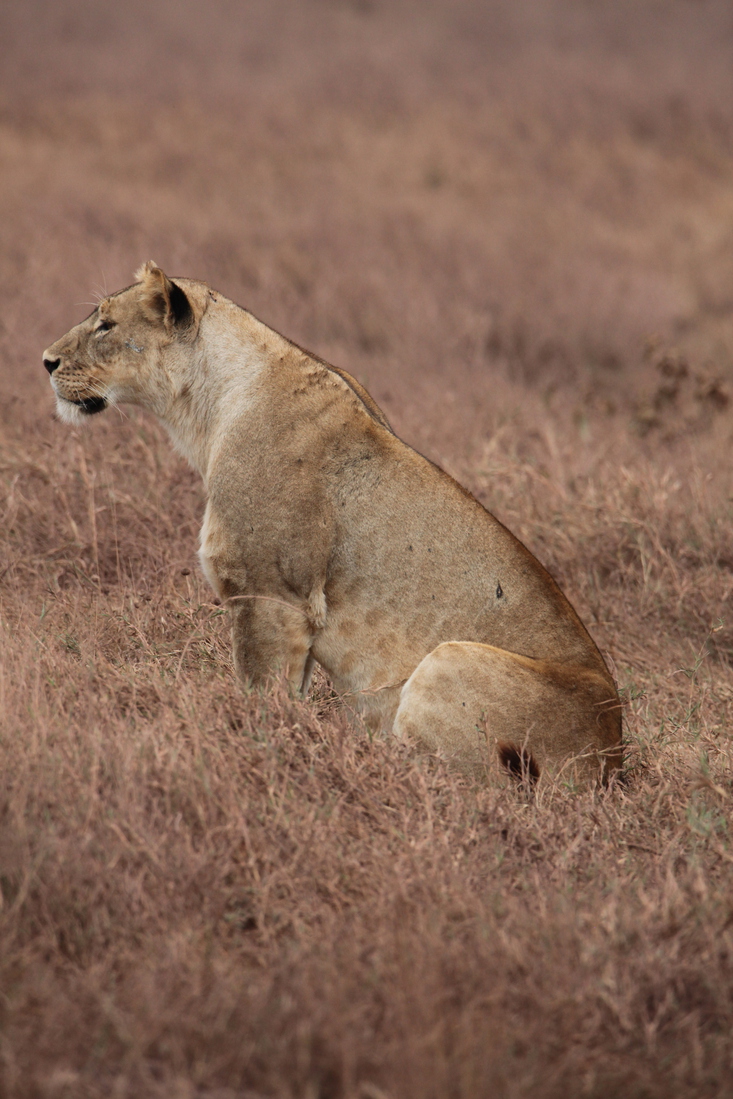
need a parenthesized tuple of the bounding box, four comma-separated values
(43, 262, 201, 425)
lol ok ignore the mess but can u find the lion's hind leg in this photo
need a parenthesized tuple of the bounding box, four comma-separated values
(392, 642, 622, 788)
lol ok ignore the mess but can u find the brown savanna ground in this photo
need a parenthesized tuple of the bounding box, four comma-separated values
(2, 1, 733, 1095)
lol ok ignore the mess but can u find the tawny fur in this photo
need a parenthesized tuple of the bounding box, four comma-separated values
(43, 263, 623, 787)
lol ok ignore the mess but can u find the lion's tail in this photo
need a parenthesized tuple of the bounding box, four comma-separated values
(497, 742, 540, 785)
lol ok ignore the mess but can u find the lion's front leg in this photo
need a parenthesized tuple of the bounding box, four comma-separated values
(199, 506, 318, 697)
(229, 595, 314, 697)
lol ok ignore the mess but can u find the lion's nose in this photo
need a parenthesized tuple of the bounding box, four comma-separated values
(43, 356, 61, 375)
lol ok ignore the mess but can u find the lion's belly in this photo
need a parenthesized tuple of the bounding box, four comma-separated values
(313, 601, 435, 692)
(313, 575, 532, 737)
(311, 604, 419, 732)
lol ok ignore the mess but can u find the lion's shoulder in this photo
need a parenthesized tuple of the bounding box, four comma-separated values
(283, 339, 394, 434)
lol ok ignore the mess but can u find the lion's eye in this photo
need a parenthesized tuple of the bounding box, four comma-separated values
(95, 319, 115, 335)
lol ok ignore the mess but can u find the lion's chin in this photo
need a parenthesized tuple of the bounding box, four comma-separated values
(76, 396, 108, 415)
(55, 395, 108, 424)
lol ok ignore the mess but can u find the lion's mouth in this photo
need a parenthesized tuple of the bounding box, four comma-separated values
(69, 396, 108, 415)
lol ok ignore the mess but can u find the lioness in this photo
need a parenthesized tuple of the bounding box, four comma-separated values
(44, 263, 622, 786)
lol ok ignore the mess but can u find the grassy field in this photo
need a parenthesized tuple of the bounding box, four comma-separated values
(1, 1, 733, 1095)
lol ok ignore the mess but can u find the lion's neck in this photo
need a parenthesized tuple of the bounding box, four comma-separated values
(153, 302, 272, 483)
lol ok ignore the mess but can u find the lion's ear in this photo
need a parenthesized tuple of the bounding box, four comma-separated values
(136, 261, 193, 331)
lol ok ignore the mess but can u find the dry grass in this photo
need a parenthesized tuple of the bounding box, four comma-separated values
(2, 1, 733, 1095)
